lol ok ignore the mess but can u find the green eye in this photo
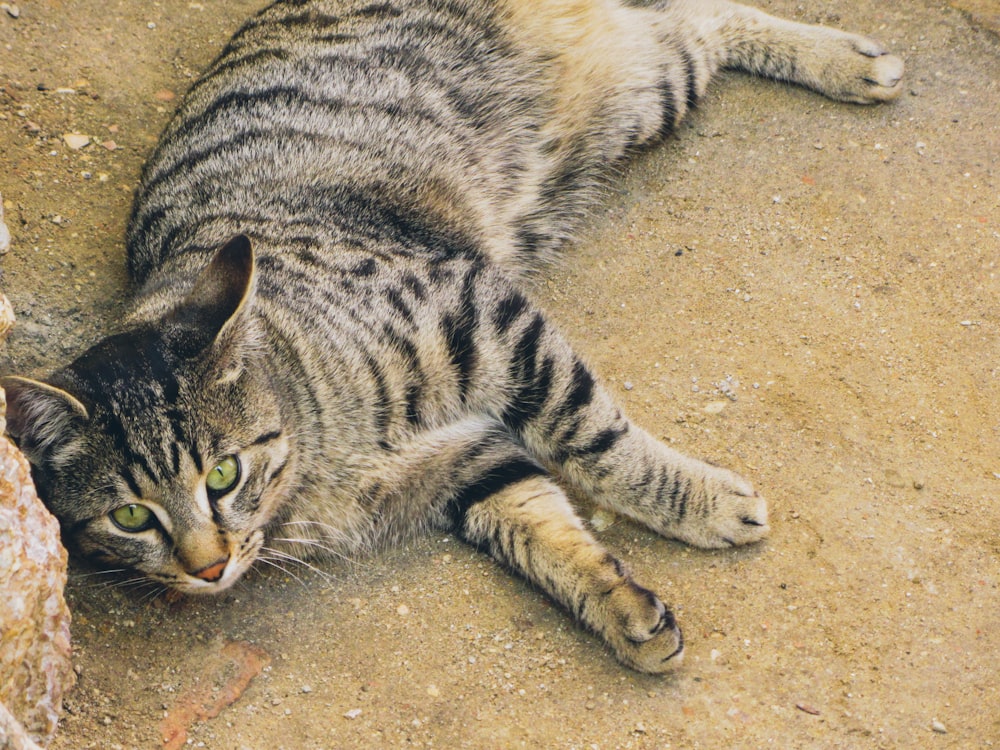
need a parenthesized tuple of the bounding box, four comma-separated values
(110, 504, 155, 532)
(206, 455, 241, 495)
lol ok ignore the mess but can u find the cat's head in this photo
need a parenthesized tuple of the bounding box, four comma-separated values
(2, 236, 292, 594)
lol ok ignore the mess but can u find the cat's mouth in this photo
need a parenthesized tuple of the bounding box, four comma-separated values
(169, 530, 265, 594)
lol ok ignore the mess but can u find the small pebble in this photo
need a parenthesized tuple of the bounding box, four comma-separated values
(2, 3, 19, 19)
(396, 604, 410, 616)
(426, 684, 440, 698)
(931, 719, 947, 734)
(301, 685, 312, 694)
(0, 197, 10, 254)
(343, 708, 362, 720)
(623, 381, 634, 391)
(62, 133, 90, 150)
(589, 508, 618, 532)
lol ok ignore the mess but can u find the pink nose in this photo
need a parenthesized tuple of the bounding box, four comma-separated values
(192, 557, 229, 582)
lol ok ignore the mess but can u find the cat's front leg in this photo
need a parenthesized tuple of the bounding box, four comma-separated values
(557, 412, 770, 550)
(487, 298, 769, 549)
(449, 470, 685, 673)
(347, 416, 684, 672)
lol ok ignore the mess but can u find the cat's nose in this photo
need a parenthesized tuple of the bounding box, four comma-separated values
(191, 556, 230, 582)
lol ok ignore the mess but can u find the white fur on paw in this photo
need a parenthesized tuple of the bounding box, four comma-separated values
(810, 32, 905, 103)
(672, 465, 770, 549)
(864, 52, 905, 101)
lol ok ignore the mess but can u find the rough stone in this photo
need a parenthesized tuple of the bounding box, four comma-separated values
(0, 299, 75, 749)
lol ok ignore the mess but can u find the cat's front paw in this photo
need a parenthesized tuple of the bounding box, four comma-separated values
(602, 581, 684, 674)
(670, 464, 770, 549)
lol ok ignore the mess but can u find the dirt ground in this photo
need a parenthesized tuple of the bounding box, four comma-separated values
(1, 1, 998, 748)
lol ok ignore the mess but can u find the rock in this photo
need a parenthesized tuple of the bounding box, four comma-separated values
(0, 197, 10, 255)
(1, 702, 44, 750)
(0, 432, 75, 748)
(61, 134, 90, 150)
(589, 508, 618, 532)
(0, 303, 75, 748)
(0, 295, 13, 352)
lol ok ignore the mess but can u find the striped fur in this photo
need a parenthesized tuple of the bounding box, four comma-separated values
(2, 0, 902, 672)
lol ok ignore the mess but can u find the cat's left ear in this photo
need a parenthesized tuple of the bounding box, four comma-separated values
(168, 235, 257, 377)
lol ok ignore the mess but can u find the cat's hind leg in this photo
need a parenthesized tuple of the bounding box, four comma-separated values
(658, 0, 904, 104)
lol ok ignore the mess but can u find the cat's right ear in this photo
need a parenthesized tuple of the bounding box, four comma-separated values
(1, 376, 89, 464)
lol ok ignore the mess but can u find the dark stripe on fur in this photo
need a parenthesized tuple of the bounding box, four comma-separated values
(575, 424, 628, 457)
(446, 456, 547, 531)
(492, 290, 529, 333)
(441, 262, 480, 400)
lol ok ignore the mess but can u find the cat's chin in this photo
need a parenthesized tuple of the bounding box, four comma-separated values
(174, 578, 240, 595)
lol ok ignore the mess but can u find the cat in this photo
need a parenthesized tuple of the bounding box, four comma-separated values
(1, 0, 902, 673)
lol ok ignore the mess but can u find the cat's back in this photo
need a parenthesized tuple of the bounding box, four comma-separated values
(126, 0, 538, 286)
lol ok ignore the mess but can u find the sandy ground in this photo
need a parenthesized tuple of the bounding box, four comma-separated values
(1, 1, 998, 748)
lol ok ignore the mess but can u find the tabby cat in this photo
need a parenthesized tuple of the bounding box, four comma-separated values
(2, 0, 902, 672)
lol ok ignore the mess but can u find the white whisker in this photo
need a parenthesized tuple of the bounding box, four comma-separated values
(272, 535, 365, 567)
(255, 555, 307, 586)
(69, 568, 130, 580)
(137, 584, 169, 605)
(261, 546, 334, 583)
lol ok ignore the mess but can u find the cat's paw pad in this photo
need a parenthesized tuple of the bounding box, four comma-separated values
(605, 583, 684, 673)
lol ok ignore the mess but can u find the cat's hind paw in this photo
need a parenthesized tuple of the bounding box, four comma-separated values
(809, 32, 904, 103)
